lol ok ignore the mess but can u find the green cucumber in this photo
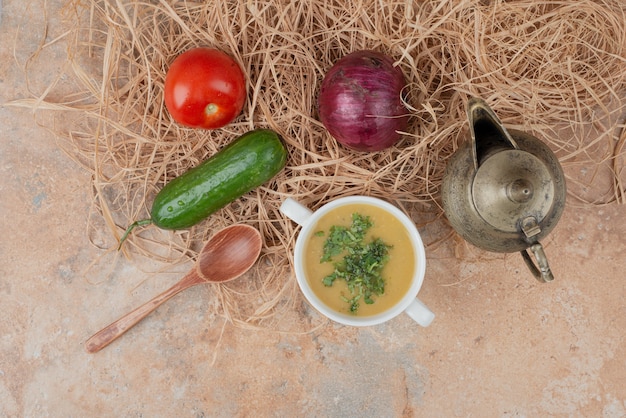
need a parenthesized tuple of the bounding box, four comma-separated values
(118, 129, 287, 248)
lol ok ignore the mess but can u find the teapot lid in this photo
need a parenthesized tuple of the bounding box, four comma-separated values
(472, 148, 556, 234)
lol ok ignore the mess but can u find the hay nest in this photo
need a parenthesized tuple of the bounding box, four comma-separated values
(22, 0, 626, 328)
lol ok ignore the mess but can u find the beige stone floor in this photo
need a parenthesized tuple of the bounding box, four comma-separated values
(1, 1, 625, 417)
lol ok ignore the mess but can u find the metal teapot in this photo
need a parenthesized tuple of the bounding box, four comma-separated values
(441, 97, 566, 282)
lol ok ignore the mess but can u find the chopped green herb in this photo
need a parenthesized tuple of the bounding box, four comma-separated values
(320, 213, 372, 262)
(319, 213, 391, 313)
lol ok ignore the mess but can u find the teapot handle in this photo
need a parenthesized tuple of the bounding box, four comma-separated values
(520, 243, 554, 283)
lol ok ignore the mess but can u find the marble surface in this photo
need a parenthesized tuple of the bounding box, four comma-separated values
(1, 1, 625, 416)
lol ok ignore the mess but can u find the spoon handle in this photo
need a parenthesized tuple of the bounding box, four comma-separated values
(85, 271, 204, 353)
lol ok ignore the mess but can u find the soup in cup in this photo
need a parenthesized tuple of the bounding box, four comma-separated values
(280, 196, 434, 327)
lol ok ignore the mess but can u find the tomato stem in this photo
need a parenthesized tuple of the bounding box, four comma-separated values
(118, 219, 153, 250)
(205, 103, 218, 116)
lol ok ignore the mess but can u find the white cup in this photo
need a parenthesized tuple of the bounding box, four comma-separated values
(280, 196, 434, 327)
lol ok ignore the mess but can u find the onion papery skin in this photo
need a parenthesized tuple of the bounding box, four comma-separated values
(317, 50, 409, 152)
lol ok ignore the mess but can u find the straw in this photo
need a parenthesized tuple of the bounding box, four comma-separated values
(14, 0, 626, 327)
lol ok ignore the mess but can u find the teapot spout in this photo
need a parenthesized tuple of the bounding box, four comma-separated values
(468, 97, 519, 169)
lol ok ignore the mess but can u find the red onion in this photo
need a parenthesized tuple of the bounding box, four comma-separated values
(317, 50, 409, 152)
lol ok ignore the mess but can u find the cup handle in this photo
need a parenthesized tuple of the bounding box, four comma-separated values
(280, 197, 314, 226)
(404, 298, 435, 327)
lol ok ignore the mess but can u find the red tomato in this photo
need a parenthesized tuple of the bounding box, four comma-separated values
(164, 48, 246, 129)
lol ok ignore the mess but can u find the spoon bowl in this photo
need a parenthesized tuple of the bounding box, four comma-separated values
(196, 224, 262, 282)
(85, 224, 262, 353)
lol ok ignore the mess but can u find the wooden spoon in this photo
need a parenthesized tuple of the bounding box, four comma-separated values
(85, 224, 262, 353)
